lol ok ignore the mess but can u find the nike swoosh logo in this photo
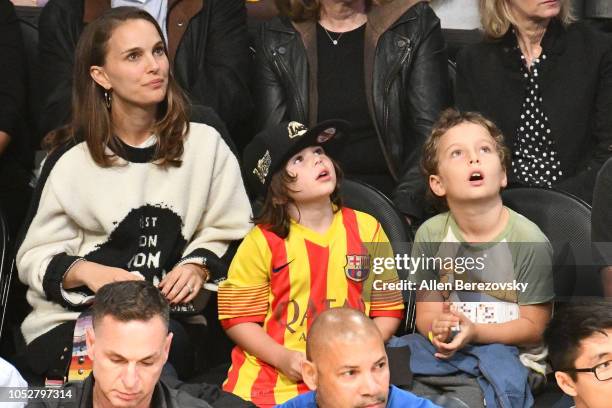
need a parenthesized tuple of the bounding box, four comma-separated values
(272, 259, 294, 273)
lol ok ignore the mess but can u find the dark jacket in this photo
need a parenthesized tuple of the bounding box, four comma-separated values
(456, 20, 612, 203)
(26, 375, 213, 408)
(0, 0, 31, 168)
(252, 0, 450, 218)
(25, 372, 255, 408)
(38, 0, 251, 143)
(0, 0, 34, 237)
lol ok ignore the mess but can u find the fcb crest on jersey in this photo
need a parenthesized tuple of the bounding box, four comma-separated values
(345, 254, 370, 282)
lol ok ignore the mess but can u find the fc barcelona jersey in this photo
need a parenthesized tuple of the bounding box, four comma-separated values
(218, 207, 404, 407)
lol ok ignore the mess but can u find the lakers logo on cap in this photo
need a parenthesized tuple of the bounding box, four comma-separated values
(253, 150, 271, 184)
(287, 121, 307, 139)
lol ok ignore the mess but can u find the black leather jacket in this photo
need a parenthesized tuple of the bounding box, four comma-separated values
(253, 0, 450, 218)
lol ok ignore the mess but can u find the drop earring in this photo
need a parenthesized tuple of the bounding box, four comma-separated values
(104, 89, 112, 110)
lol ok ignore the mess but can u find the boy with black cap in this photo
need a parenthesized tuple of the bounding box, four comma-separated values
(218, 121, 404, 407)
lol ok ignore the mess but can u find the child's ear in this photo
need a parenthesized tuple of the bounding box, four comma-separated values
(555, 371, 578, 397)
(500, 168, 508, 188)
(429, 174, 446, 198)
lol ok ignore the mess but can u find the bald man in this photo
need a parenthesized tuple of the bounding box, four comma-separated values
(277, 308, 440, 408)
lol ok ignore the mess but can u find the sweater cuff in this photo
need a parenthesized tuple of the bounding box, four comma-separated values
(43, 254, 94, 310)
(176, 248, 229, 284)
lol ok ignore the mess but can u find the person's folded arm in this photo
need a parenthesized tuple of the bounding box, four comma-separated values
(252, 22, 292, 133)
(0, 0, 26, 153)
(393, 5, 451, 220)
(181, 0, 252, 133)
(38, 0, 83, 138)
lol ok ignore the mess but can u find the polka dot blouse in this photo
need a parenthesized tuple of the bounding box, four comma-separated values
(512, 50, 563, 188)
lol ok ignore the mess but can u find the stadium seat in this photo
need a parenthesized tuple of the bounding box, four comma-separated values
(340, 179, 412, 243)
(501, 188, 596, 406)
(339, 179, 415, 333)
(501, 186, 600, 298)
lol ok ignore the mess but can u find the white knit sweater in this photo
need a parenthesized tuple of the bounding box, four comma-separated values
(16, 122, 252, 344)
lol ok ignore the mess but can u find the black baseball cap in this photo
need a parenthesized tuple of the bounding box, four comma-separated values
(243, 120, 350, 197)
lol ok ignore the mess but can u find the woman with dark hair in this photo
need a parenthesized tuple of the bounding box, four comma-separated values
(16, 7, 252, 378)
(253, 0, 450, 222)
(456, 0, 612, 203)
(37, 0, 251, 147)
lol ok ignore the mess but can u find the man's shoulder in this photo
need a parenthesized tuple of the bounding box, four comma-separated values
(159, 380, 213, 408)
(276, 391, 316, 407)
(387, 385, 437, 407)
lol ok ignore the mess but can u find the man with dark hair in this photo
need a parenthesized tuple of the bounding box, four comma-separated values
(91, 278, 170, 328)
(28, 280, 212, 408)
(28, 281, 210, 408)
(29, 281, 253, 408)
(85, 280, 182, 408)
(544, 300, 612, 408)
(278, 308, 439, 408)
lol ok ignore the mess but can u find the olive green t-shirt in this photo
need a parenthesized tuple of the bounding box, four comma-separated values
(411, 207, 554, 323)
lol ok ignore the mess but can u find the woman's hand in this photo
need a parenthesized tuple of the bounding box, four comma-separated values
(63, 260, 144, 293)
(276, 349, 306, 382)
(159, 263, 208, 304)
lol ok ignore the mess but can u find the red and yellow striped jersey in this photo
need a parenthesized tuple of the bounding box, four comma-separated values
(218, 207, 404, 407)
